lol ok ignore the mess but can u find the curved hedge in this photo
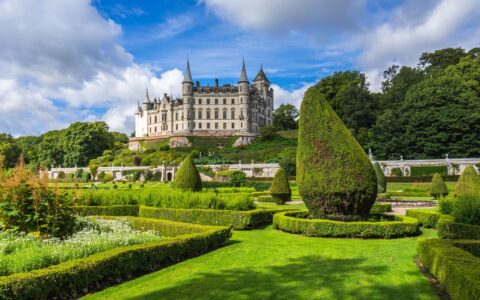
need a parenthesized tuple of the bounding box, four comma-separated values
(273, 211, 419, 238)
(437, 219, 480, 240)
(370, 203, 392, 214)
(405, 209, 454, 228)
(417, 239, 480, 300)
(0, 217, 230, 299)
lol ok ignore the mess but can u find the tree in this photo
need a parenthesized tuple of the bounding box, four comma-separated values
(174, 155, 202, 191)
(259, 125, 278, 141)
(430, 173, 448, 199)
(270, 168, 291, 204)
(419, 47, 466, 71)
(373, 162, 386, 193)
(297, 86, 377, 218)
(0, 134, 21, 168)
(273, 104, 298, 130)
(89, 162, 99, 180)
(454, 166, 480, 197)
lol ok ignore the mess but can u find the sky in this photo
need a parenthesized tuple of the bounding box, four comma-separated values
(0, 0, 479, 136)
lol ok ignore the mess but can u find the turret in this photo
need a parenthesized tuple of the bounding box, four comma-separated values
(238, 58, 249, 96)
(182, 58, 194, 96)
(182, 59, 194, 132)
(238, 59, 249, 132)
(142, 88, 151, 111)
(253, 66, 270, 96)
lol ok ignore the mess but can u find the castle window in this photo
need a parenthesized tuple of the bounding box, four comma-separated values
(199, 98, 202, 105)
(215, 122, 218, 129)
(240, 86, 242, 92)
(207, 123, 210, 129)
(154, 126, 157, 132)
(207, 98, 210, 105)
(154, 116, 157, 123)
(199, 123, 202, 129)
(206, 110, 211, 119)
(231, 109, 235, 119)
(223, 98, 226, 105)
(231, 123, 235, 129)
(231, 98, 235, 104)
(214, 109, 219, 119)
(223, 123, 226, 129)
(176, 124, 178, 130)
(241, 122, 243, 128)
(215, 98, 218, 105)
(223, 109, 227, 119)
(175, 112, 178, 120)
(198, 110, 202, 119)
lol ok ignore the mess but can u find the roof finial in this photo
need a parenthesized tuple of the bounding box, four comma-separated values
(239, 58, 248, 83)
(144, 88, 150, 102)
(183, 57, 193, 83)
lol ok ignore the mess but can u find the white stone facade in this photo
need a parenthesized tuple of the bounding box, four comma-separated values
(133, 60, 274, 140)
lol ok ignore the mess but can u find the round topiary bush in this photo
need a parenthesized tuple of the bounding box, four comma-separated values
(373, 162, 386, 193)
(296, 86, 377, 218)
(270, 168, 291, 204)
(454, 166, 480, 197)
(430, 173, 448, 199)
(174, 154, 202, 192)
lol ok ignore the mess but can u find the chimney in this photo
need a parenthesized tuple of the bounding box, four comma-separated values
(215, 79, 219, 87)
(196, 81, 200, 88)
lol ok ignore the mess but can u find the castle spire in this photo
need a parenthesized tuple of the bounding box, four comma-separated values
(238, 58, 249, 83)
(143, 88, 150, 103)
(183, 58, 193, 83)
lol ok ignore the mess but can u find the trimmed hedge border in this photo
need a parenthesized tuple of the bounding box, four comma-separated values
(73, 205, 139, 216)
(437, 220, 480, 240)
(370, 203, 392, 214)
(386, 175, 459, 183)
(417, 238, 480, 300)
(405, 209, 454, 228)
(256, 195, 276, 202)
(139, 206, 294, 230)
(0, 217, 231, 299)
(272, 211, 419, 238)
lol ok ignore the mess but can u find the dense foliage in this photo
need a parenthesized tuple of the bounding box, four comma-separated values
(452, 195, 480, 225)
(272, 104, 298, 130)
(270, 168, 291, 204)
(174, 155, 202, 192)
(430, 173, 449, 199)
(297, 87, 377, 218)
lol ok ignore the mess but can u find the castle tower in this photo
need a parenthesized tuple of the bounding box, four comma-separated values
(182, 59, 194, 132)
(238, 59, 249, 132)
(253, 66, 270, 99)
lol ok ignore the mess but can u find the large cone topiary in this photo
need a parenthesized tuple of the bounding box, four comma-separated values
(430, 173, 448, 199)
(297, 87, 377, 218)
(174, 154, 202, 191)
(454, 166, 480, 197)
(270, 168, 291, 205)
(373, 162, 386, 193)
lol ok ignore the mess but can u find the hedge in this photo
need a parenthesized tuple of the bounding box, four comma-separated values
(73, 205, 140, 216)
(0, 217, 231, 299)
(139, 206, 294, 230)
(273, 211, 419, 238)
(252, 191, 270, 197)
(454, 240, 480, 257)
(417, 238, 480, 300)
(405, 209, 454, 228)
(256, 195, 276, 202)
(437, 219, 480, 240)
(410, 165, 448, 176)
(386, 175, 459, 183)
(370, 203, 392, 214)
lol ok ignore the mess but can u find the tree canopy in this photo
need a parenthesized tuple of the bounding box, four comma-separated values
(273, 104, 298, 130)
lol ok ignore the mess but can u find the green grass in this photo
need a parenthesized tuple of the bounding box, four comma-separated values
(85, 226, 438, 300)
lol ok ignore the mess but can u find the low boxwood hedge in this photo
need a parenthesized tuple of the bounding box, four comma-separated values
(272, 211, 419, 238)
(73, 205, 140, 216)
(454, 240, 480, 257)
(256, 195, 276, 202)
(405, 209, 454, 228)
(437, 219, 480, 240)
(139, 206, 294, 230)
(417, 238, 480, 300)
(370, 203, 392, 214)
(0, 217, 231, 299)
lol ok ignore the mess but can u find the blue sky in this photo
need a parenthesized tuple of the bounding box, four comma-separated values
(0, 0, 479, 135)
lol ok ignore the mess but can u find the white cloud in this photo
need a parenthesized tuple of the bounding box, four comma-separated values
(271, 83, 313, 109)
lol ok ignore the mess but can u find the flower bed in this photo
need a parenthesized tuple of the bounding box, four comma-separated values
(405, 209, 454, 228)
(417, 238, 480, 300)
(0, 217, 231, 299)
(273, 211, 419, 238)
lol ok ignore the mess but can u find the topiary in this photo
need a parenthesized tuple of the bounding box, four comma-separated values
(297, 86, 377, 218)
(454, 166, 480, 197)
(430, 173, 449, 199)
(270, 168, 291, 205)
(174, 154, 202, 191)
(373, 162, 386, 193)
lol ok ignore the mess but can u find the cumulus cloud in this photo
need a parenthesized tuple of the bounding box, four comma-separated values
(271, 83, 313, 109)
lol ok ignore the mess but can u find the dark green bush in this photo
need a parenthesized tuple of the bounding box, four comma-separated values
(405, 209, 454, 228)
(73, 205, 139, 216)
(174, 155, 202, 192)
(453, 240, 480, 257)
(417, 238, 480, 300)
(439, 197, 455, 214)
(139, 206, 294, 230)
(454, 166, 480, 197)
(369, 203, 392, 214)
(390, 168, 402, 177)
(373, 163, 386, 193)
(273, 212, 419, 238)
(452, 195, 480, 225)
(256, 195, 276, 202)
(296, 87, 377, 218)
(438, 219, 480, 239)
(430, 173, 448, 199)
(411, 165, 448, 176)
(0, 218, 231, 299)
(270, 168, 291, 204)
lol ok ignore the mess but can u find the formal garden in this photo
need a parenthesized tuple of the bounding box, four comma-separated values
(0, 85, 479, 300)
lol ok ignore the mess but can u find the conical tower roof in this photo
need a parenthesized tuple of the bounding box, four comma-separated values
(238, 59, 249, 83)
(183, 58, 193, 83)
(254, 66, 269, 83)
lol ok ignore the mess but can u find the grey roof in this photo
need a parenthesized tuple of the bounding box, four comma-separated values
(183, 59, 193, 83)
(238, 59, 249, 83)
(254, 67, 269, 83)
(143, 88, 150, 103)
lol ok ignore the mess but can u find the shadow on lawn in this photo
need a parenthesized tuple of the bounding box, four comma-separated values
(126, 255, 434, 300)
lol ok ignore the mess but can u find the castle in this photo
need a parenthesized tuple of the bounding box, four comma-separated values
(130, 59, 274, 149)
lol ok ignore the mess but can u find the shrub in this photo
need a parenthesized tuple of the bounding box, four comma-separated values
(405, 209, 454, 228)
(296, 86, 377, 218)
(437, 220, 480, 239)
(0, 218, 231, 299)
(454, 166, 480, 197)
(270, 168, 291, 204)
(390, 168, 403, 177)
(369, 203, 392, 214)
(103, 173, 113, 183)
(373, 163, 386, 193)
(273, 212, 419, 238)
(97, 171, 106, 182)
(73, 205, 139, 216)
(452, 195, 480, 225)
(417, 239, 480, 300)
(174, 155, 202, 192)
(410, 165, 448, 176)
(256, 195, 276, 202)
(438, 197, 455, 214)
(430, 173, 448, 199)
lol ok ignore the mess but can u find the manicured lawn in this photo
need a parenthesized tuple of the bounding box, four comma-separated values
(84, 226, 438, 300)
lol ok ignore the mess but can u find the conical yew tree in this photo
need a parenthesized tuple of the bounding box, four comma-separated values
(174, 154, 202, 191)
(270, 168, 291, 204)
(454, 166, 480, 197)
(430, 173, 448, 199)
(297, 86, 377, 218)
(373, 162, 386, 193)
